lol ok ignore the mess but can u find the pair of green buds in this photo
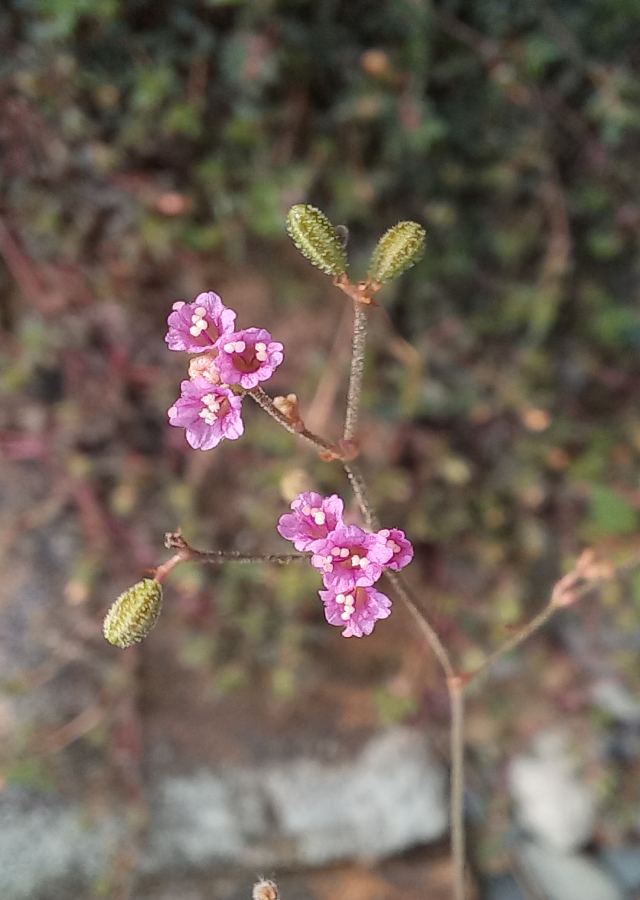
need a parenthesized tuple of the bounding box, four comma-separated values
(286, 205, 425, 284)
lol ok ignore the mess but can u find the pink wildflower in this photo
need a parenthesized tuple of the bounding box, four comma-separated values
(165, 292, 236, 352)
(319, 585, 392, 637)
(311, 524, 393, 592)
(215, 327, 284, 390)
(168, 377, 243, 450)
(277, 492, 345, 551)
(378, 528, 414, 570)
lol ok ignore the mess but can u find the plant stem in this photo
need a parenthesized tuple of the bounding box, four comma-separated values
(385, 570, 454, 681)
(158, 532, 310, 579)
(466, 600, 558, 687)
(343, 461, 380, 530)
(248, 386, 337, 455)
(344, 300, 367, 441)
(384, 570, 465, 899)
(449, 676, 466, 900)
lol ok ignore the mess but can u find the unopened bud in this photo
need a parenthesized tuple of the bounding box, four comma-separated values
(368, 221, 425, 284)
(253, 880, 279, 900)
(103, 579, 163, 648)
(286, 205, 347, 276)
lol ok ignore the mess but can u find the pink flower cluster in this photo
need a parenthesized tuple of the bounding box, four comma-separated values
(165, 292, 284, 450)
(278, 492, 413, 637)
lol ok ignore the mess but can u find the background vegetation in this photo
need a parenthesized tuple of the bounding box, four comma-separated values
(3, 0, 640, 880)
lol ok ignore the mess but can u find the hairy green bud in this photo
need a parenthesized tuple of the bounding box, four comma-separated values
(103, 579, 163, 648)
(368, 221, 426, 284)
(286, 205, 347, 276)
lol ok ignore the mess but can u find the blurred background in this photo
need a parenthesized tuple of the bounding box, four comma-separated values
(3, 1, 640, 898)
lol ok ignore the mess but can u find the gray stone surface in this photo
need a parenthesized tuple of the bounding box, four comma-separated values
(143, 726, 448, 873)
(517, 841, 624, 900)
(508, 728, 596, 852)
(591, 678, 640, 725)
(599, 847, 640, 891)
(483, 873, 525, 900)
(0, 789, 124, 900)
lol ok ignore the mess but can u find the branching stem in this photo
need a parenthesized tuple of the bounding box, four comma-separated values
(248, 386, 337, 455)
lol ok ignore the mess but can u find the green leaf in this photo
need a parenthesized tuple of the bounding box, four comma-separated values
(589, 485, 638, 535)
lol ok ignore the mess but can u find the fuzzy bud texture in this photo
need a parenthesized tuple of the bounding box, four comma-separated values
(277, 492, 413, 637)
(103, 579, 163, 648)
(286, 204, 348, 277)
(369, 221, 426, 284)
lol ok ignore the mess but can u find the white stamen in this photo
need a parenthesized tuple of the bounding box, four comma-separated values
(359, 558, 369, 568)
(194, 306, 207, 316)
(340, 548, 350, 558)
(335, 593, 346, 605)
(172, 301, 185, 310)
(351, 555, 361, 568)
(255, 349, 268, 362)
(341, 610, 352, 620)
(302, 505, 312, 516)
(312, 510, 326, 525)
(331, 547, 342, 557)
(223, 342, 235, 353)
(387, 540, 401, 553)
(168, 406, 177, 418)
(234, 341, 246, 352)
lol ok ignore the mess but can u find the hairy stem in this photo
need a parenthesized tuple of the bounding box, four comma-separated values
(343, 461, 380, 530)
(344, 300, 367, 441)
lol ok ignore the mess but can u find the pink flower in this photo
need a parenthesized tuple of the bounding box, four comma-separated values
(378, 528, 414, 570)
(319, 585, 392, 637)
(215, 328, 284, 390)
(165, 292, 236, 352)
(277, 492, 345, 551)
(168, 377, 243, 450)
(311, 524, 394, 592)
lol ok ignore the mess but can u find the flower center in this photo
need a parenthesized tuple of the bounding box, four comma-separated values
(198, 392, 229, 425)
(189, 306, 220, 344)
(320, 544, 369, 574)
(223, 339, 268, 374)
(301, 504, 327, 537)
(335, 587, 365, 620)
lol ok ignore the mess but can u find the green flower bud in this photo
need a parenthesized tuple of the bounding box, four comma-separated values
(103, 579, 163, 648)
(286, 205, 347, 276)
(368, 221, 426, 284)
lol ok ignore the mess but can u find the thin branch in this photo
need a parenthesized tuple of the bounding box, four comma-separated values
(164, 531, 309, 565)
(343, 461, 380, 531)
(248, 386, 338, 455)
(154, 532, 310, 582)
(384, 570, 455, 682)
(465, 549, 637, 688)
(344, 300, 367, 441)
